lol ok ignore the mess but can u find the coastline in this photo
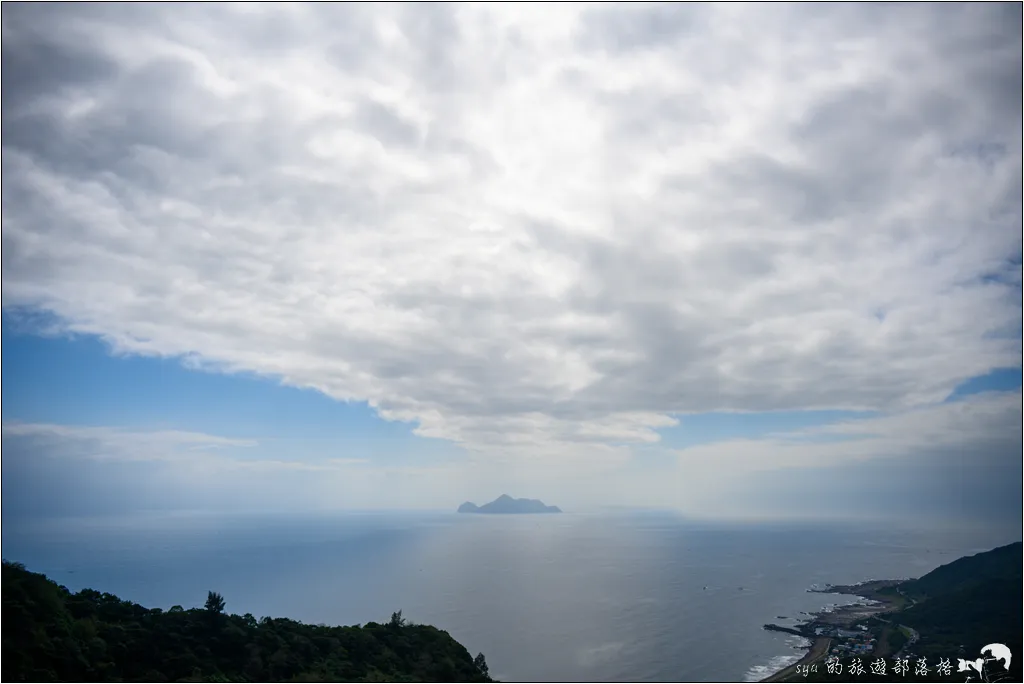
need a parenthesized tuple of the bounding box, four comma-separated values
(757, 580, 906, 683)
(759, 637, 831, 683)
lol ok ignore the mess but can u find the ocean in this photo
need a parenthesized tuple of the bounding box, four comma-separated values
(1, 511, 1013, 682)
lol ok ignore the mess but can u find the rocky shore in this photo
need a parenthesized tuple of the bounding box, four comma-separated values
(758, 579, 906, 682)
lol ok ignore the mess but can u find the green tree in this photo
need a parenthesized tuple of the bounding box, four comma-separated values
(473, 653, 489, 677)
(2, 562, 494, 683)
(205, 591, 226, 614)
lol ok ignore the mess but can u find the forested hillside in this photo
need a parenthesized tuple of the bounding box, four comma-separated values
(2, 561, 492, 683)
(786, 542, 1022, 683)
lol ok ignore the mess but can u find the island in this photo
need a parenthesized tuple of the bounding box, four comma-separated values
(2, 561, 493, 683)
(458, 494, 562, 514)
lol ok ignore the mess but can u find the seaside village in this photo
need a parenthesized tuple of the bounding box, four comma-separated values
(817, 624, 877, 657)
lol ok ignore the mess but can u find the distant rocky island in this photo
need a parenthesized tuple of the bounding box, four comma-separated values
(458, 494, 562, 514)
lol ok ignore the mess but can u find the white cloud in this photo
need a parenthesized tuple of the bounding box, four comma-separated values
(673, 390, 1023, 478)
(1, 422, 257, 462)
(3, 391, 1019, 520)
(1, 4, 1020, 463)
(600, 391, 1023, 520)
(1, 421, 467, 512)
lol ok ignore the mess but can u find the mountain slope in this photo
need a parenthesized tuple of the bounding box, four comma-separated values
(899, 541, 1022, 600)
(781, 542, 1022, 683)
(896, 542, 1022, 665)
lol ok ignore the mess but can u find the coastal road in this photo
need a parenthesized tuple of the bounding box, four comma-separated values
(760, 638, 831, 683)
(895, 586, 918, 607)
(894, 626, 920, 659)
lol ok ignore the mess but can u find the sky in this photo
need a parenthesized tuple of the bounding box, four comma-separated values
(2, 3, 1021, 533)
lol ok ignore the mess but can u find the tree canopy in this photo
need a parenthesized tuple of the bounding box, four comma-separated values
(205, 592, 226, 615)
(2, 561, 493, 683)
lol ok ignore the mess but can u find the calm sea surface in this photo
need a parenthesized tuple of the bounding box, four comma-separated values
(2, 512, 1013, 682)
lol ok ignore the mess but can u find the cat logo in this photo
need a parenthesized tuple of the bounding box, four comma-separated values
(957, 644, 1012, 681)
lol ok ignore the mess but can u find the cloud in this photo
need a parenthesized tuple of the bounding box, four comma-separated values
(613, 391, 1022, 526)
(0, 422, 381, 476)
(1, 421, 467, 517)
(3, 390, 1019, 527)
(2, 4, 1021, 461)
(672, 390, 1023, 477)
(1, 422, 257, 459)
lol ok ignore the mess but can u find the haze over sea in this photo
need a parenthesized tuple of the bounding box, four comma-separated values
(4, 512, 1013, 683)
(2, 4, 1021, 683)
